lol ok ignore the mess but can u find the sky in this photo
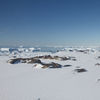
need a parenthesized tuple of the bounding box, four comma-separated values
(0, 0, 100, 47)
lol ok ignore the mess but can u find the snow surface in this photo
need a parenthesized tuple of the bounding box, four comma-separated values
(0, 48, 9, 52)
(0, 48, 100, 100)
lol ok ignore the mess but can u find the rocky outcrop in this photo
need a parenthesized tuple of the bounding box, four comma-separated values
(8, 55, 76, 64)
(8, 57, 62, 68)
(33, 62, 62, 69)
(8, 58, 42, 64)
(95, 63, 100, 66)
(34, 55, 53, 59)
(74, 68, 87, 73)
(63, 65, 72, 67)
(34, 55, 76, 61)
(8, 55, 74, 69)
(42, 62, 62, 68)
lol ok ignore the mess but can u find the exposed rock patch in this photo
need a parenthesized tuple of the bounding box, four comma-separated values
(95, 63, 100, 66)
(34, 55, 76, 61)
(8, 55, 76, 64)
(33, 62, 62, 69)
(63, 65, 72, 67)
(8, 58, 42, 64)
(75, 49, 89, 54)
(97, 56, 100, 59)
(43, 62, 62, 68)
(74, 68, 87, 73)
(8, 56, 74, 69)
(8, 58, 63, 68)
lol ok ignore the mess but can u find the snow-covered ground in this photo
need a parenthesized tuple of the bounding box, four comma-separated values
(0, 48, 100, 100)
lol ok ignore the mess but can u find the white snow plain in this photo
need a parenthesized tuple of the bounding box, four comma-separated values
(0, 48, 100, 100)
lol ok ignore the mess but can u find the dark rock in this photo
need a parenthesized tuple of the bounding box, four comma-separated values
(95, 63, 100, 66)
(8, 57, 62, 69)
(27, 58, 42, 64)
(98, 56, 100, 59)
(43, 55, 53, 59)
(34, 55, 75, 61)
(34, 55, 53, 59)
(53, 56, 60, 60)
(49, 62, 62, 68)
(74, 68, 87, 73)
(69, 50, 73, 52)
(61, 57, 71, 60)
(8, 58, 22, 64)
(34, 56, 44, 59)
(63, 65, 72, 67)
(42, 62, 62, 68)
(72, 58, 77, 61)
(8, 58, 42, 64)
